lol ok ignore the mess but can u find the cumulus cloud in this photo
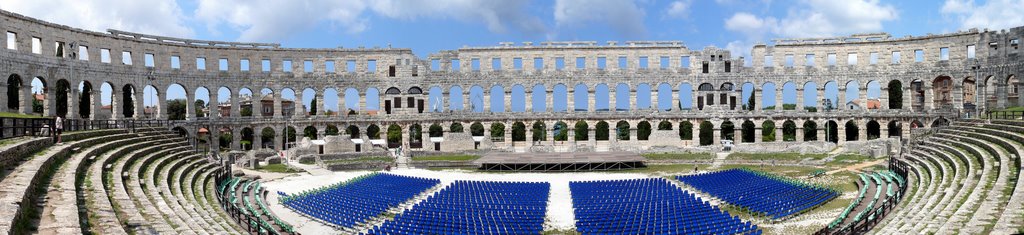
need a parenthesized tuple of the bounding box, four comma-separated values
(0, 0, 193, 37)
(724, 0, 898, 39)
(554, 0, 647, 37)
(665, 0, 693, 19)
(368, 0, 545, 35)
(941, 0, 1024, 31)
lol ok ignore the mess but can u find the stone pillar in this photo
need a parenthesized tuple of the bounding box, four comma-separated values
(817, 123, 825, 141)
(274, 127, 283, 151)
(567, 90, 575, 113)
(293, 93, 305, 117)
(44, 87, 56, 117)
(630, 89, 638, 111)
(609, 89, 618, 111)
(231, 128, 242, 150)
(880, 86, 889, 110)
(210, 127, 221, 151)
(903, 86, 913, 111)
(67, 89, 79, 119)
(589, 91, 597, 112)
(858, 121, 868, 141)
(463, 91, 471, 111)
(859, 87, 868, 111)
(524, 91, 533, 112)
(131, 91, 142, 120)
(692, 125, 701, 147)
(712, 127, 721, 146)
(816, 87, 824, 111)
(796, 88, 804, 111)
(754, 127, 762, 143)
(156, 96, 167, 120)
(546, 91, 554, 112)
(252, 94, 263, 117)
(775, 89, 783, 111)
(316, 92, 326, 115)
(209, 90, 220, 120)
(838, 85, 848, 110)
(230, 93, 240, 117)
(273, 92, 283, 118)
(483, 92, 491, 112)
(752, 88, 761, 112)
(254, 130, 263, 149)
(924, 84, 935, 110)
(504, 91, 512, 112)
(795, 126, 804, 142)
(1017, 82, 1024, 107)
(110, 86, 121, 119)
(91, 90, 102, 120)
(339, 92, 347, 114)
(185, 92, 195, 120)
(996, 83, 1007, 109)
(837, 126, 846, 145)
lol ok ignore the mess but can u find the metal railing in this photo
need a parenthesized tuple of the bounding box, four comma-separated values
(0, 117, 175, 140)
(985, 111, 1024, 120)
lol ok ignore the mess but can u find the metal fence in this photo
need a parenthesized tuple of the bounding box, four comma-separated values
(985, 111, 1024, 120)
(0, 117, 175, 140)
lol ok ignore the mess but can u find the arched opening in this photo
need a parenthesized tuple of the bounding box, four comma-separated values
(867, 120, 880, 140)
(284, 126, 297, 149)
(845, 120, 859, 141)
(803, 81, 818, 112)
(303, 126, 318, 139)
(615, 83, 630, 111)
(323, 88, 339, 115)
(553, 84, 568, 112)
(429, 124, 443, 138)
(782, 120, 797, 141)
(490, 122, 506, 142)
(386, 124, 402, 148)
(657, 83, 673, 111)
(637, 121, 652, 140)
(741, 120, 755, 143)
(823, 81, 839, 111)
(30, 77, 48, 115)
(866, 80, 881, 110)
(963, 77, 977, 110)
(678, 121, 693, 141)
(574, 83, 589, 112)
(594, 83, 609, 112)
(762, 120, 776, 142)
(825, 121, 838, 143)
(445, 86, 462, 112)
(449, 122, 464, 133)
(657, 121, 673, 130)
(7, 74, 22, 111)
(636, 83, 652, 110)
(699, 121, 713, 146)
(347, 125, 360, 139)
(616, 121, 631, 141)
(887, 121, 901, 137)
(553, 121, 568, 141)
(260, 88, 274, 116)
(511, 122, 526, 141)
(803, 121, 818, 141)
(102, 82, 117, 118)
(367, 124, 381, 139)
(931, 117, 949, 127)
(510, 85, 526, 112)
(531, 121, 546, 142)
(121, 84, 136, 118)
(218, 127, 233, 151)
(888, 80, 903, 109)
(933, 76, 954, 109)
(1009, 75, 1020, 107)
(78, 81, 93, 119)
(55, 79, 70, 117)
(741, 82, 755, 111)
(531, 84, 546, 112)
(385, 87, 401, 95)
(281, 88, 296, 116)
(595, 121, 609, 141)
(142, 84, 159, 119)
(911, 79, 925, 111)
(325, 125, 339, 136)
(574, 121, 589, 141)
(166, 84, 187, 120)
(761, 82, 776, 110)
(302, 87, 316, 115)
(679, 83, 693, 110)
(782, 82, 797, 110)
(720, 121, 735, 141)
(470, 122, 484, 137)
(409, 124, 422, 148)
(490, 85, 505, 112)
(469, 86, 485, 112)
(217, 86, 232, 117)
(844, 80, 860, 110)
(344, 88, 360, 113)
(365, 88, 380, 111)
(241, 127, 254, 150)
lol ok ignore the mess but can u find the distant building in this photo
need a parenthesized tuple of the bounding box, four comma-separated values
(847, 99, 881, 110)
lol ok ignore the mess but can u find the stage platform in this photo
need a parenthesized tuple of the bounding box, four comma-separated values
(474, 151, 646, 172)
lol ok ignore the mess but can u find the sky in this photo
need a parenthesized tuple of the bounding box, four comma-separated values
(6, 0, 1023, 112)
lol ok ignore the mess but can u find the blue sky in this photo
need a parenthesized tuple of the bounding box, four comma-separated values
(7, 0, 1022, 112)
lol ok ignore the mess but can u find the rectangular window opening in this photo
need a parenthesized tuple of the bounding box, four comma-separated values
(100, 49, 111, 63)
(451, 59, 461, 71)
(197, 57, 206, 70)
(967, 45, 976, 59)
(492, 58, 501, 71)
(6, 32, 16, 50)
(660, 56, 670, 69)
(764, 55, 774, 67)
(940, 47, 949, 61)
(78, 46, 89, 61)
(283, 60, 293, 72)
(219, 58, 228, 71)
(597, 57, 607, 69)
(534, 58, 543, 70)
(827, 53, 836, 66)
(618, 56, 627, 69)
(241, 59, 250, 71)
(471, 58, 480, 71)
(847, 53, 857, 65)
(681, 56, 690, 68)
(785, 54, 794, 67)
(347, 60, 357, 72)
(54, 41, 65, 57)
(870, 52, 878, 64)
(805, 54, 815, 66)
(914, 50, 924, 62)
(144, 53, 155, 67)
(171, 56, 180, 69)
(891, 51, 901, 64)
(262, 59, 271, 72)
(555, 57, 565, 71)
(639, 56, 648, 69)
(367, 60, 376, 73)
(31, 37, 41, 54)
(576, 57, 585, 69)
(513, 58, 522, 70)
(122, 51, 132, 65)
(326, 60, 335, 73)
(430, 59, 440, 71)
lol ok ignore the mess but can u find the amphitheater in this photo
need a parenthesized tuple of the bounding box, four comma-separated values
(0, 7, 1023, 235)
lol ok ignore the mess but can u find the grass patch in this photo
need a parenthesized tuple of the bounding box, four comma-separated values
(642, 152, 714, 161)
(257, 163, 301, 173)
(728, 152, 828, 161)
(994, 106, 1024, 112)
(412, 154, 480, 162)
(0, 112, 48, 119)
(825, 154, 874, 167)
(322, 156, 393, 164)
(543, 229, 581, 235)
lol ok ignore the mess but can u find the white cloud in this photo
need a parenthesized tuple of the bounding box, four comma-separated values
(725, 40, 754, 60)
(724, 0, 898, 39)
(941, 0, 1024, 31)
(195, 0, 545, 42)
(665, 0, 693, 19)
(554, 0, 646, 37)
(0, 0, 192, 37)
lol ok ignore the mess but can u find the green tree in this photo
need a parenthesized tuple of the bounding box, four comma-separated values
(741, 121, 755, 143)
(285, 127, 297, 143)
(387, 124, 402, 146)
(366, 125, 380, 139)
(511, 122, 526, 141)
(410, 124, 422, 143)
(309, 99, 317, 115)
(805, 121, 819, 141)
(699, 121, 713, 146)
(783, 121, 797, 141)
(241, 106, 252, 116)
(616, 121, 630, 140)
(346, 125, 360, 138)
(679, 122, 693, 140)
(470, 122, 484, 136)
(532, 121, 546, 141)
(261, 128, 275, 148)
(194, 99, 206, 117)
(574, 121, 588, 141)
(595, 121, 609, 141)
(325, 125, 339, 136)
(219, 132, 232, 150)
(721, 121, 735, 141)
(429, 124, 444, 137)
(490, 123, 505, 139)
(450, 123, 464, 133)
(745, 92, 755, 111)
(553, 121, 568, 141)
(637, 121, 652, 140)
(32, 97, 43, 114)
(657, 121, 672, 130)
(762, 121, 776, 142)
(55, 81, 68, 117)
(888, 80, 903, 109)
(303, 126, 317, 139)
(167, 99, 187, 120)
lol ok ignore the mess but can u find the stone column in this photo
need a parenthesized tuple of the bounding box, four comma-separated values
(589, 91, 597, 113)
(156, 96, 167, 120)
(131, 91, 142, 120)
(795, 126, 804, 142)
(91, 90, 102, 120)
(210, 127, 221, 151)
(903, 86, 912, 111)
(1017, 82, 1024, 107)
(483, 92, 491, 112)
(209, 90, 220, 120)
(546, 91, 554, 112)
(273, 92, 283, 118)
(231, 128, 242, 150)
(858, 120, 868, 141)
(463, 91, 471, 111)
(67, 89, 79, 119)
(44, 87, 56, 117)
(838, 85, 848, 110)
(817, 122, 825, 141)
(609, 89, 618, 111)
(996, 83, 1007, 109)
(338, 92, 347, 114)
(524, 91, 533, 112)
(185, 92, 195, 120)
(837, 126, 846, 145)
(293, 93, 305, 117)
(630, 89, 638, 111)
(796, 88, 804, 111)
(230, 93, 240, 117)
(274, 127, 283, 151)
(924, 84, 935, 110)
(775, 89, 783, 111)
(880, 86, 889, 110)
(712, 127, 721, 146)
(754, 127, 762, 143)
(692, 125, 702, 147)
(0, 83, 6, 113)
(252, 94, 263, 117)
(504, 91, 512, 112)
(110, 86, 121, 119)
(567, 90, 575, 113)
(816, 87, 824, 111)
(254, 130, 263, 149)
(859, 87, 868, 111)
(752, 88, 761, 112)
(316, 92, 326, 115)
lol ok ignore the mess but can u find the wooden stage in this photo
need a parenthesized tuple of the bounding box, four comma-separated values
(474, 151, 646, 172)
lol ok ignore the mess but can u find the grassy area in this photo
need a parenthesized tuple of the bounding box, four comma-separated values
(825, 154, 874, 167)
(412, 154, 481, 162)
(728, 152, 828, 161)
(642, 152, 714, 161)
(257, 163, 301, 173)
(322, 156, 393, 164)
(995, 106, 1024, 112)
(0, 112, 47, 119)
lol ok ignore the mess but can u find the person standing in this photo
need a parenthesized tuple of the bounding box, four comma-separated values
(54, 115, 63, 144)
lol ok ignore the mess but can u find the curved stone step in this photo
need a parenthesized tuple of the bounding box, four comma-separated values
(110, 142, 183, 234)
(85, 138, 173, 235)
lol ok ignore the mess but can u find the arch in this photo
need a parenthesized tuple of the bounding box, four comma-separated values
(637, 121, 652, 140)
(678, 83, 693, 110)
(323, 88, 339, 115)
(616, 121, 631, 141)
(782, 120, 797, 141)
(825, 121, 838, 143)
(699, 121, 714, 146)
(741, 120, 755, 143)
(740, 82, 755, 111)
(761, 82, 776, 110)
(594, 83, 609, 112)
(30, 76, 48, 115)
(284, 126, 297, 148)
(1008, 75, 1020, 107)
(121, 84, 136, 118)
(470, 122, 484, 137)
(678, 121, 693, 141)
(449, 122, 464, 133)
(553, 84, 568, 112)
(386, 124, 402, 148)
(449, 86, 464, 111)
(845, 80, 860, 109)
(887, 121, 901, 137)
(931, 117, 949, 127)
(803, 81, 818, 112)
(531, 121, 546, 142)
(761, 120, 776, 142)
(366, 124, 381, 139)
(365, 87, 380, 111)
(531, 84, 546, 112)
(782, 82, 797, 110)
(636, 83, 652, 110)
(301, 87, 316, 115)
(429, 123, 443, 138)
(553, 121, 568, 141)
(141, 84, 160, 118)
(824, 81, 839, 110)
(844, 120, 859, 141)
(574, 120, 588, 141)
(511, 122, 526, 141)
(803, 120, 818, 142)
(489, 85, 505, 112)
(218, 127, 233, 151)
(303, 126, 318, 139)
(866, 120, 880, 140)
(720, 121, 735, 141)
(615, 83, 630, 111)
(984, 75, 998, 108)
(240, 127, 254, 150)
(260, 127, 276, 149)
(595, 121, 609, 141)
(78, 80, 94, 119)
(7, 74, 22, 111)
(55, 79, 71, 117)
(719, 82, 734, 91)
(193, 87, 210, 117)
(427, 86, 444, 112)
(344, 88, 360, 112)
(469, 85, 485, 112)
(866, 80, 881, 110)
(281, 88, 296, 116)
(490, 122, 506, 141)
(166, 84, 187, 120)
(911, 79, 925, 111)
(407, 86, 423, 94)
(325, 125, 339, 136)
(217, 86, 232, 117)
(657, 120, 673, 130)
(258, 88, 273, 116)
(347, 125, 361, 138)
(657, 83, 673, 111)
(888, 80, 903, 109)
(573, 83, 589, 112)
(385, 87, 401, 95)
(910, 119, 924, 129)
(510, 84, 526, 112)
(409, 124, 422, 147)
(963, 77, 977, 108)
(933, 75, 954, 108)
(697, 83, 714, 91)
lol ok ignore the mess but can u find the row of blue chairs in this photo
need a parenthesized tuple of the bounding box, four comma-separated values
(281, 173, 440, 228)
(676, 168, 839, 220)
(367, 181, 550, 235)
(571, 178, 760, 235)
